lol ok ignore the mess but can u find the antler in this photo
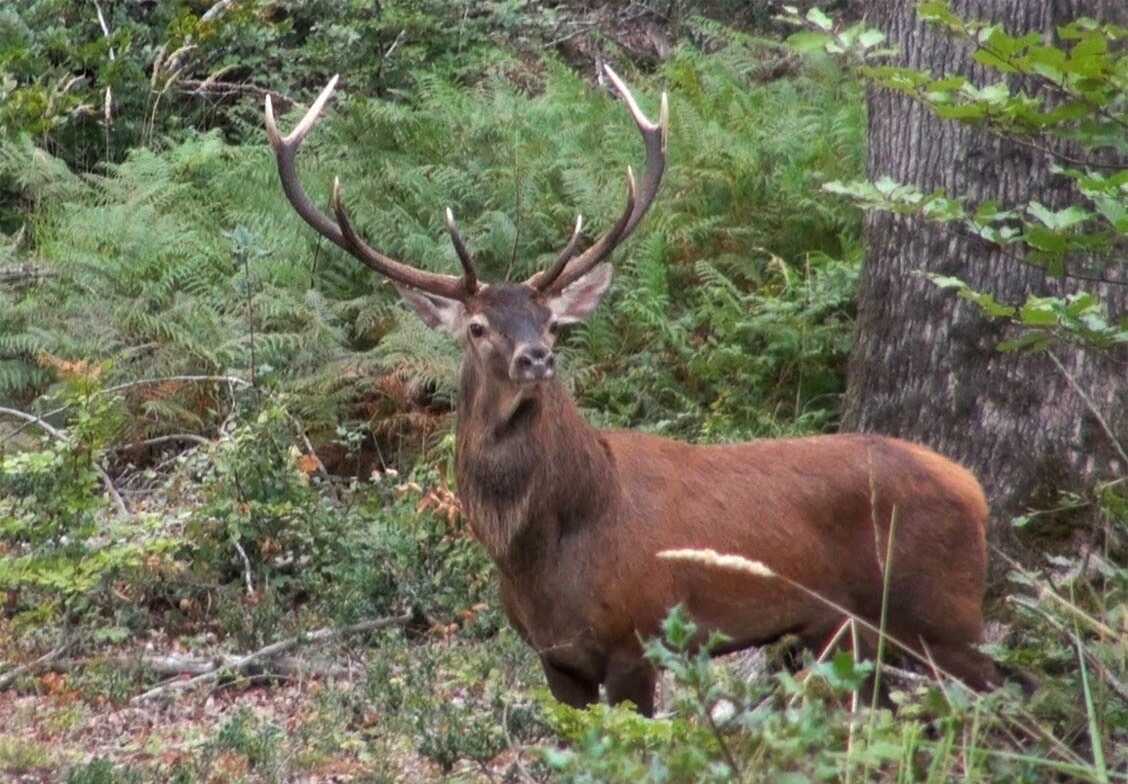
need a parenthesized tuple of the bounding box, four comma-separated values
(444, 208, 478, 294)
(525, 214, 585, 291)
(530, 64, 668, 294)
(265, 76, 476, 300)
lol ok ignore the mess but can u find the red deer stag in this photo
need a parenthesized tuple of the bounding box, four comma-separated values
(265, 67, 1002, 716)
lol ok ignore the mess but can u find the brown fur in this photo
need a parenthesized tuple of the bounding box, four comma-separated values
(453, 296, 998, 715)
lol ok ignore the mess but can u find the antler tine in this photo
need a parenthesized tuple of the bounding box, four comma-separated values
(603, 63, 668, 238)
(265, 76, 470, 301)
(538, 164, 637, 294)
(529, 64, 667, 293)
(445, 208, 478, 293)
(527, 214, 584, 291)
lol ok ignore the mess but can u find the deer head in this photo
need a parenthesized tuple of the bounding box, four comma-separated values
(264, 66, 667, 392)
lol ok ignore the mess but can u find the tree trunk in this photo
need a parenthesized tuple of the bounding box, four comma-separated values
(845, 0, 1127, 570)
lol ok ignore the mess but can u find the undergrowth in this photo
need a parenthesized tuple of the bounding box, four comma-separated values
(2, 40, 861, 442)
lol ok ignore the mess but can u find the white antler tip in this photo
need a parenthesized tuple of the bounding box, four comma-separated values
(263, 95, 282, 145)
(445, 207, 457, 230)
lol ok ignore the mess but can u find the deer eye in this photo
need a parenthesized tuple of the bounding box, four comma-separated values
(547, 320, 561, 335)
(468, 322, 486, 338)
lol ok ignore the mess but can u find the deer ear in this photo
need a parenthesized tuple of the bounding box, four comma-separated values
(548, 263, 613, 325)
(397, 286, 466, 335)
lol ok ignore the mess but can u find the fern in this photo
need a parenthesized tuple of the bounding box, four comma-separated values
(2, 29, 864, 442)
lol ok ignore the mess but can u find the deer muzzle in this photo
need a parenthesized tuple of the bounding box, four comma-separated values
(511, 343, 555, 383)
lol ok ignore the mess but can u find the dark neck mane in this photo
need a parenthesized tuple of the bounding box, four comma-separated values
(455, 360, 617, 569)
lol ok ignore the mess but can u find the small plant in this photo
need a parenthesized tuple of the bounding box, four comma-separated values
(214, 707, 286, 771)
(65, 758, 143, 784)
(0, 381, 174, 627)
(0, 735, 54, 775)
(363, 634, 541, 774)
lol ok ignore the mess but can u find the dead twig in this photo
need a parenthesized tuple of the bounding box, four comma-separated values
(0, 640, 72, 691)
(46, 653, 349, 680)
(0, 264, 56, 284)
(113, 433, 212, 451)
(30, 374, 251, 427)
(132, 612, 412, 703)
(177, 78, 296, 109)
(93, 0, 115, 138)
(232, 539, 255, 596)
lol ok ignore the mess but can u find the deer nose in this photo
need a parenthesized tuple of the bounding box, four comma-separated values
(511, 344, 555, 382)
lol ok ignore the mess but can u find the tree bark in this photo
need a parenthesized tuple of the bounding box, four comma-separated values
(845, 0, 1127, 570)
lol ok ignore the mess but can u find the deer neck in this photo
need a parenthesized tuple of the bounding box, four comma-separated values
(455, 361, 617, 571)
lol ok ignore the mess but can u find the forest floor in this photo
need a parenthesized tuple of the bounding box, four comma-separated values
(0, 638, 543, 783)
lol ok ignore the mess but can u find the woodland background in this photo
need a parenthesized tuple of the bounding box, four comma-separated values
(0, 1, 1124, 782)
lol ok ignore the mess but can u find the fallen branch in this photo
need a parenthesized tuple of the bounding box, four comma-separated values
(232, 539, 255, 597)
(132, 612, 412, 703)
(0, 641, 72, 691)
(177, 78, 296, 109)
(46, 653, 349, 680)
(93, 0, 115, 130)
(113, 433, 212, 451)
(0, 405, 129, 517)
(0, 264, 56, 284)
(33, 374, 252, 425)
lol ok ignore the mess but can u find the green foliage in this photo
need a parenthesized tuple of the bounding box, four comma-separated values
(0, 385, 173, 621)
(928, 275, 1127, 351)
(214, 707, 286, 771)
(789, 2, 1127, 352)
(65, 758, 143, 784)
(0, 735, 53, 775)
(184, 398, 493, 641)
(541, 590, 1127, 783)
(0, 0, 525, 172)
(779, 5, 896, 62)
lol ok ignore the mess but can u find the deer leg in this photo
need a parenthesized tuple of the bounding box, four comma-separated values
(604, 657, 657, 717)
(541, 659, 599, 709)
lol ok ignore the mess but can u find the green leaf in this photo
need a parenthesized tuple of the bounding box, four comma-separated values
(930, 76, 968, 92)
(1019, 301, 1058, 326)
(1026, 201, 1057, 228)
(917, 1, 962, 30)
(1023, 226, 1068, 254)
(787, 31, 833, 54)
(933, 103, 988, 120)
(998, 333, 1052, 353)
(806, 8, 833, 31)
(928, 274, 968, 290)
(973, 48, 1017, 73)
(1052, 205, 1092, 229)
(978, 82, 1011, 103)
(858, 29, 885, 48)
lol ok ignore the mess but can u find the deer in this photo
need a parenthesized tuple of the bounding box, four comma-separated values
(264, 66, 1004, 716)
